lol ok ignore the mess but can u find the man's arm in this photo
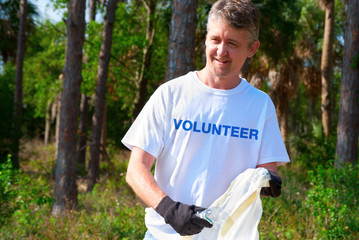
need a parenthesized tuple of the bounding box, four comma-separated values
(126, 146, 166, 209)
(256, 162, 282, 197)
(125, 146, 213, 236)
(256, 162, 278, 174)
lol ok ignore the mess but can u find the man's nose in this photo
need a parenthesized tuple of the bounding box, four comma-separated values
(217, 43, 227, 56)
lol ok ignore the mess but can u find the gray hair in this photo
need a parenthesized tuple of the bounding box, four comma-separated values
(208, 0, 260, 45)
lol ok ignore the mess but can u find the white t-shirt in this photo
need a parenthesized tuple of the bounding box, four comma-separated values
(122, 71, 290, 239)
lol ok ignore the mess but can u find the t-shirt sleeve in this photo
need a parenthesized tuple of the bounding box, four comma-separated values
(257, 98, 290, 166)
(121, 87, 167, 158)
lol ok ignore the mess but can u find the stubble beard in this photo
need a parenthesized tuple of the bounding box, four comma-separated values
(209, 58, 231, 78)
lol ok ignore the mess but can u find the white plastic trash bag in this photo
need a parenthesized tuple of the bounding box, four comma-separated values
(183, 167, 271, 240)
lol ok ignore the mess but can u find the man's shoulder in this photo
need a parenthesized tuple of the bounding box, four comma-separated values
(241, 79, 270, 100)
(157, 72, 195, 92)
(166, 71, 194, 85)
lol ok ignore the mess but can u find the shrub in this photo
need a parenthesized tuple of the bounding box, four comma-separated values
(303, 163, 359, 239)
(0, 155, 17, 225)
(289, 129, 337, 170)
(0, 155, 53, 236)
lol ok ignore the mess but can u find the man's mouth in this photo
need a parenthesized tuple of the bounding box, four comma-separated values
(214, 58, 230, 64)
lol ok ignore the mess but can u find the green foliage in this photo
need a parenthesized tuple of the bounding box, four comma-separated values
(2, 140, 359, 239)
(23, 20, 65, 118)
(195, 1, 212, 69)
(0, 0, 39, 63)
(0, 154, 53, 228)
(0, 155, 17, 225)
(0, 0, 356, 239)
(295, 0, 344, 69)
(289, 120, 337, 169)
(260, 163, 359, 239)
(304, 163, 359, 239)
(103, 0, 170, 144)
(333, 0, 345, 68)
(82, 20, 103, 95)
(3, 0, 172, 157)
(351, 54, 359, 69)
(252, 0, 301, 65)
(109, 1, 154, 112)
(260, 166, 307, 239)
(260, 111, 358, 239)
(0, 182, 145, 239)
(51, 0, 68, 11)
(288, 79, 340, 170)
(0, 143, 146, 239)
(0, 64, 15, 163)
(288, 82, 319, 135)
(8, 173, 53, 237)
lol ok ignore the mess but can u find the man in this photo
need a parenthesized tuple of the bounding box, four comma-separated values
(122, 0, 290, 239)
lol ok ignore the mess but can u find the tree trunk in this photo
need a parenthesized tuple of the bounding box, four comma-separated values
(77, 93, 89, 175)
(131, 0, 157, 120)
(268, 68, 288, 142)
(55, 89, 62, 166)
(50, 94, 58, 143)
(268, 62, 298, 148)
(101, 102, 107, 148)
(240, 58, 252, 79)
(320, 0, 335, 137)
(52, 91, 61, 180)
(268, 68, 280, 106)
(12, 0, 27, 169)
(80, 0, 96, 173)
(248, 72, 264, 90)
(45, 94, 58, 145)
(89, 0, 97, 21)
(335, 0, 359, 166)
(44, 100, 52, 145)
(277, 91, 290, 145)
(52, 0, 86, 215)
(88, 0, 119, 192)
(164, 0, 198, 82)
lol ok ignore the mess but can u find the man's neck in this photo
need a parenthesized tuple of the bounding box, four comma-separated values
(196, 68, 242, 90)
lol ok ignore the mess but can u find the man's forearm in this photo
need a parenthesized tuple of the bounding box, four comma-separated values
(256, 162, 278, 175)
(126, 147, 167, 209)
(257, 162, 282, 197)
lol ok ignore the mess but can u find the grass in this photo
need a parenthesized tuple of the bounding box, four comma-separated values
(1, 139, 147, 239)
(1, 138, 358, 239)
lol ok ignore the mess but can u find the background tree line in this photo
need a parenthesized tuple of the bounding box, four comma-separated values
(0, 0, 358, 217)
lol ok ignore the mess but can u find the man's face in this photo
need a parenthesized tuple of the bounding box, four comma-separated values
(205, 18, 259, 80)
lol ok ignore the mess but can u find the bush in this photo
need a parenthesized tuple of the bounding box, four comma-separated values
(303, 163, 359, 239)
(2, 140, 358, 239)
(260, 162, 359, 240)
(0, 145, 147, 239)
(0, 155, 17, 225)
(260, 124, 359, 239)
(0, 173, 146, 239)
(289, 127, 337, 170)
(0, 155, 53, 236)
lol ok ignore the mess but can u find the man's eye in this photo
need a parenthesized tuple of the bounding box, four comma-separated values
(228, 42, 237, 47)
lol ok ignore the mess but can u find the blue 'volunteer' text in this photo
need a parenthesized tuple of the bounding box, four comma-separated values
(173, 118, 259, 140)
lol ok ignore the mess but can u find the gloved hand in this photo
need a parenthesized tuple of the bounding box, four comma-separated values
(155, 196, 213, 236)
(260, 170, 282, 197)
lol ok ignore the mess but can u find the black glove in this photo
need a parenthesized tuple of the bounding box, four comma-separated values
(260, 170, 282, 197)
(155, 196, 213, 236)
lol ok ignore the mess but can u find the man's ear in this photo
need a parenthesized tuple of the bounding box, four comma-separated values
(248, 40, 260, 58)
